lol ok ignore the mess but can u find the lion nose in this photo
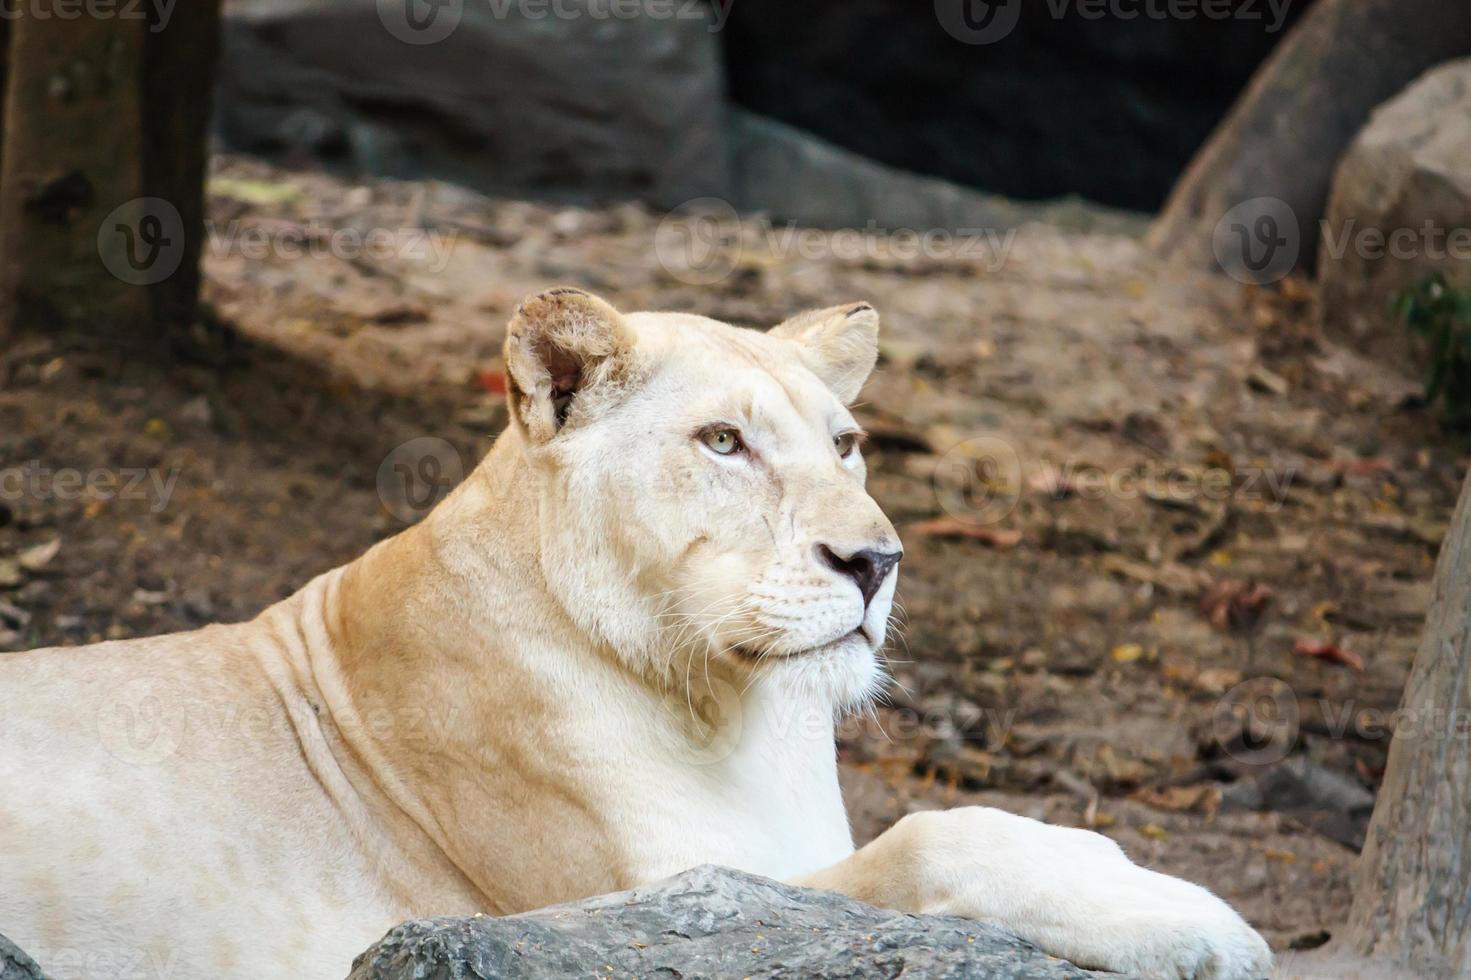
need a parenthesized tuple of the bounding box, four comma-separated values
(816, 545, 903, 608)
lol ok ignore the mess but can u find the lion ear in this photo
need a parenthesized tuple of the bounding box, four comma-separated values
(503, 287, 635, 443)
(770, 302, 879, 404)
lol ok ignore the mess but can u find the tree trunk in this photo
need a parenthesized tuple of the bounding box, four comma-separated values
(1147, 0, 1471, 276)
(1329, 467, 1471, 976)
(0, 0, 220, 343)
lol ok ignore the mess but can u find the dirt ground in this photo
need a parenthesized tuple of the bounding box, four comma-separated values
(2, 156, 1465, 954)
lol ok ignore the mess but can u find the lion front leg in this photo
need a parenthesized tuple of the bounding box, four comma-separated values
(793, 806, 1272, 980)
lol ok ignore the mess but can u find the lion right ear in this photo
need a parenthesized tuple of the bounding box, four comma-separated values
(770, 302, 879, 405)
(503, 288, 635, 443)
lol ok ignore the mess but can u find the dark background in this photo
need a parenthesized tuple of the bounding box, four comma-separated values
(723, 0, 1308, 209)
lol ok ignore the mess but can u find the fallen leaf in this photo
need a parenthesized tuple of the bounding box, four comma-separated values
(1247, 365, 1289, 396)
(1130, 785, 1221, 817)
(17, 539, 60, 572)
(1329, 456, 1392, 477)
(1100, 554, 1207, 597)
(1139, 823, 1169, 841)
(206, 176, 303, 205)
(1293, 639, 1364, 671)
(1199, 579, 1272, 632)
(1111, 643, 1144, 664)
(1192, 668, 1243, 695)
(476, 369, 508, 396)
(907, 517, 1022, 550)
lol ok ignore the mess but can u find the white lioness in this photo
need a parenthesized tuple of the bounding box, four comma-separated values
(0, 289, 1270, 979)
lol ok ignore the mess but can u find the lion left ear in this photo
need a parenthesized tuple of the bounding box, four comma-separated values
(504, 287, 635, 443)
(769, 302, 880, 404)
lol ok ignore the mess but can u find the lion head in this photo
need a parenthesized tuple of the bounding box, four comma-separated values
(500, 288, 901, 710)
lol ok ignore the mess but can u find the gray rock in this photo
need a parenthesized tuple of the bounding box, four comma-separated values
(348, 865, 1108, 979)
(0, 933, 48, 980)
(1320, 58, 1471, 368)
(216, 0, 728, 209)
(728, 109, 1146, 237)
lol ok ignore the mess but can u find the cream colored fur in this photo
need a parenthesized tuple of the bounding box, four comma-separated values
(0, 290, 1271, 979)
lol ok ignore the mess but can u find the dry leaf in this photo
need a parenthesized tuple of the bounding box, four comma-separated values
(907, 517, 1022, 550)
(17, 539, 61, 572)
(1192, 668, 1243, 695)
(1100, 554, 1207, 597)
(1111, 643, 1144, 664)
(1139, 823, 1170, 841)
(1130, 784, 1222, 817)
(1293, 638, 1364, 671)
(476, 369, 508, 395)
(1199, 579, 1272, 631)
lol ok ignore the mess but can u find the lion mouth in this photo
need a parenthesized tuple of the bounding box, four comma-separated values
(731, 628, 868, 662)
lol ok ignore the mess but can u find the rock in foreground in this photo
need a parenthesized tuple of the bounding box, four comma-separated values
(349, 865, 1106, 980)
(0, 934, 48, 980)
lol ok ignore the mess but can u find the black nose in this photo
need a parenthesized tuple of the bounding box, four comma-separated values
(817, 545, 903, 608)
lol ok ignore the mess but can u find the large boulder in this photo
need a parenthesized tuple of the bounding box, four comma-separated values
(728, 109, 1145, 236)
(348, 865, 1107, 979)
(215, 0, 728, 209)
(1319, 58, 1471, 369)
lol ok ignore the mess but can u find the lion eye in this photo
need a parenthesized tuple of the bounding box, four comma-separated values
(835, 433, 859, 458)
(701, 428, 744, 456)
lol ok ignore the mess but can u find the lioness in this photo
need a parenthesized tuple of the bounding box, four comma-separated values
(0, 289, 1270, 979)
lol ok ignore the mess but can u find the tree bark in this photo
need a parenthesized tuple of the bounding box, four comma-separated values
(1147, 0, 1471, 275)
(0, 0, 220, 343)
(1332, 467, 1471, 975)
